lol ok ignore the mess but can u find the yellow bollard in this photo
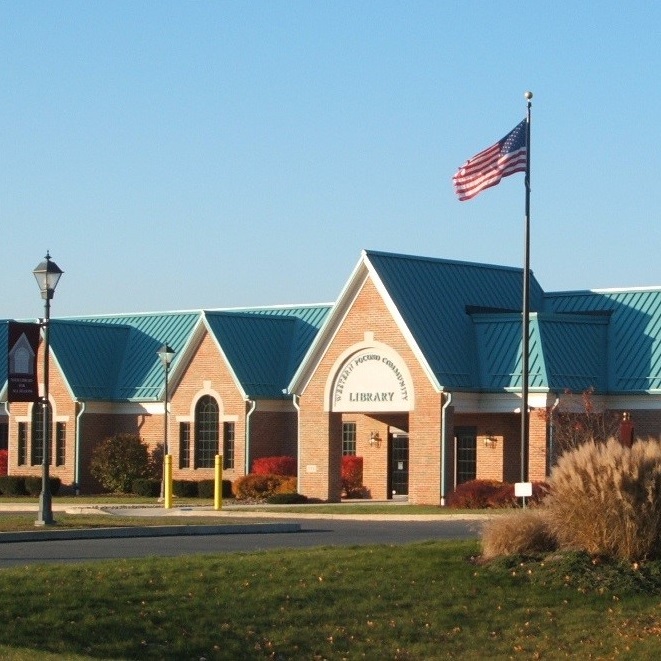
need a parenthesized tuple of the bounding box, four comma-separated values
(214, 454, 223, 510)
(164, 454, 173, 509)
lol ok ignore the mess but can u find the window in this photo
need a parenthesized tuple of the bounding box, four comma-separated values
(195, 396, 219, 468)
(0, 421, 8, 451)
(455, 427, 477, 485)
(31, 403, 49, 466)
(179, 422, 191, 469)
(18, 422, 27, 466)
(223, 422, 235, 470)
(342, 422, 357, 456)
(55, 422, 66, 466)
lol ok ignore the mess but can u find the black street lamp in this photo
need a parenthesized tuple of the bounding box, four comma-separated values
(157, 343, 176, 502)
(33, 251, 63, 526)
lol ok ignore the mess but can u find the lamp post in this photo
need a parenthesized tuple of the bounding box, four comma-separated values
(157, 344, 175, 502)
(33, 251, 63, 526)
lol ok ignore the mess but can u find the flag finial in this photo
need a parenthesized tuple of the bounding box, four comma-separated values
(524, 91, 533, 100)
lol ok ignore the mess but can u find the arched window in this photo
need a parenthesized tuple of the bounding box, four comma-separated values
(195, 395, 219, 468)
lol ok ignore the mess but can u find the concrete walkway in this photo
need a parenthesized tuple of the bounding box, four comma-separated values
(0, 501, 491, 543)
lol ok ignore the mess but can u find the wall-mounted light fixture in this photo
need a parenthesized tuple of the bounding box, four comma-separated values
(369, 431, 382, 448)
(483, 435, 498, 449)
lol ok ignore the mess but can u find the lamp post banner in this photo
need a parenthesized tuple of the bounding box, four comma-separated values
(6, 321, 41, 402)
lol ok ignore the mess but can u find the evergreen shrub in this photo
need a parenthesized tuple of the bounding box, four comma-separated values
(173, 480, 198, 498)
(24, 476, 42, 496)
(131, 478, 160, 497)
(0, 475, 26, 496)
(90, 434, 151, 493)
(266, 492, 308, 504)
(197, 480, 215, 499)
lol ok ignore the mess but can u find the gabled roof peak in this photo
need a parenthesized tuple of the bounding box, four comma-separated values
(363, 249, 525, 275)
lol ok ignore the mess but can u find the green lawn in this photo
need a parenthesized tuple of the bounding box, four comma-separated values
(1, 541, 661, 659)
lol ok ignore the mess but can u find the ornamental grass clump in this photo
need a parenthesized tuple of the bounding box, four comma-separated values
(545, 439, 661, 562)
(481, 508, 556, 560)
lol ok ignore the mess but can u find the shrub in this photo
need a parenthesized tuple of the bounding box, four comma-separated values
(266, 492, 308, 505)
(342, 455, 365, 498)
(544, 439, 661, 561)
(0, 450, 8, 476)
(274, 476, 297, 494)
(481, 509, 557, 559)
(25, 476, 43, 496)
(233, 474, 286, 500)
(446, 480, 515, 509)
(196, 479, 232, 499)
(173, 480, 198, 498)
(197, 480, 215, 499)
(132, 478, 161, 497)
(3, 475, 61, 497)
(148, 444, 164, 480)
(0, 475, 26, 496)
(221, 479, 233, 498)
(90, 434, 151, 493)
(252, 456, 297, 477)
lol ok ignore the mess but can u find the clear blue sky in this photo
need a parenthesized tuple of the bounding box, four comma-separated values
(2, 1, 660, 319)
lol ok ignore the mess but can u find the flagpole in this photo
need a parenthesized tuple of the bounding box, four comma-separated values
(521, 91, 533, 483)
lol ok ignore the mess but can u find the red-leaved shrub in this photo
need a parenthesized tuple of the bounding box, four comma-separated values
(447, 480, 511, 508)
(342, 455, 365, 498)
(252, 456, 296, 476)
(0, 450, 7, 476)
(447, 479, 549, 509)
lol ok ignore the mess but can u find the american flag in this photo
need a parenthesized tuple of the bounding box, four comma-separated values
(453, 120, 527, 201)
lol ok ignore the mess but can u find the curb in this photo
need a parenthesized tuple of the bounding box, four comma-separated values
(0, 522, 301, 544)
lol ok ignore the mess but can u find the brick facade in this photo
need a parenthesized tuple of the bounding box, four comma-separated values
(8, 254, 661, 504)
(6, 328, 298, 494)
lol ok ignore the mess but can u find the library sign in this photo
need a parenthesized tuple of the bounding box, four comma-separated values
(332, 349, 413, 412)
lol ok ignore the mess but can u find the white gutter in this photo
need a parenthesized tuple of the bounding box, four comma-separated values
(74, 401, 85, 494)
(440, 392, 452, 507)
(245, 399, 256, 474)
(292, 394, 301, 483)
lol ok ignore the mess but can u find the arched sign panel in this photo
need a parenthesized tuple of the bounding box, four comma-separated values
(332, 348, 414, 412)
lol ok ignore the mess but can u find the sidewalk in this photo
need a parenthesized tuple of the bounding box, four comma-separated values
(0, 503, 304, 543)
(0, 501, 490, 543)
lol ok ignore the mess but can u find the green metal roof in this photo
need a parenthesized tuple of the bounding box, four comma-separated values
(366, 250, 546, 390)
(206, 305, 331, 398)
(471, 312, 609, 392)
(41, 305, 330, 402)
(545, 288, 661, 393)
(5, 251, 661, 401)
(53, 311, 200, 400)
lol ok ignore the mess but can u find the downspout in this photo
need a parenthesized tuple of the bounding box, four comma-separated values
(245, 399, 256, 475)
(440, 392, 453, 507)
(292, 394, 301, 484)
(548, 395, 560, 475)
(74, 401, 85, 495)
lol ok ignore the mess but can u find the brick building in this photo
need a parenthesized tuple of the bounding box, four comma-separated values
(3, 249, 661, 503)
